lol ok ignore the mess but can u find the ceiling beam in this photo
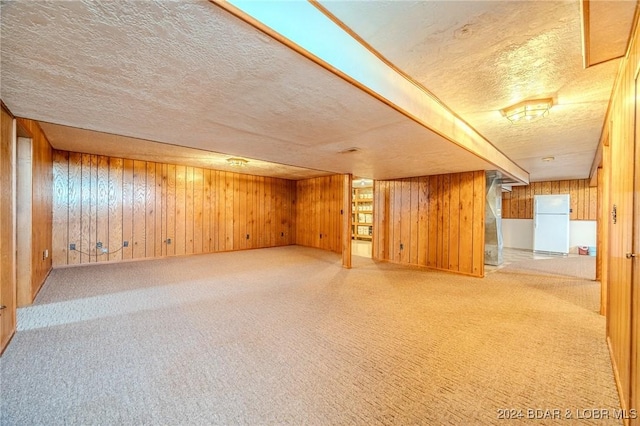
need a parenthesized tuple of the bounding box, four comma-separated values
(212, 0, 529, 185)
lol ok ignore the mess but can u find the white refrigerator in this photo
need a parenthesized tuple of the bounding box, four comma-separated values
(533, 194, 570, 254)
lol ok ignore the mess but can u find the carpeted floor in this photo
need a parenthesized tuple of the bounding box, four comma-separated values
(0, 246, 620, 425)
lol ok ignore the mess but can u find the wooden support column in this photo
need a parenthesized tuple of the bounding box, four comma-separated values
(342, 173, 352, 269)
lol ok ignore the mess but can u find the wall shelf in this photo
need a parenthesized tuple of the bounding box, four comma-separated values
(352, 186, 373, 240)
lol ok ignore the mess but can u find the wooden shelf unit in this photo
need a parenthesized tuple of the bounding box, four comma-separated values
(352, 186, 373, 240)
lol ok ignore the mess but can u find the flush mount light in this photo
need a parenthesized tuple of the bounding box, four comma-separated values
(501, 98, 553, 124)
(226, 157, 248, 167)
(541, 156, 555, 162)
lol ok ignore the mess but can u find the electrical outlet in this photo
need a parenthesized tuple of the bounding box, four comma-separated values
(166, 238, 172, 245)
(246, 234, 250, 240)
(281, 232, 284, 237)
(70, 243, 76, 251)
(320, 234, 323, 239)
(43, 249, 48, 259)
(123, 241, 129, 247)
(400, 243, 404, 250)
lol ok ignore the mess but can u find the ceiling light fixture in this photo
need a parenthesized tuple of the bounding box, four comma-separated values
(501, 98, 553, 123)
(226, 157, 248, 167)
(541, 156, 555, 162)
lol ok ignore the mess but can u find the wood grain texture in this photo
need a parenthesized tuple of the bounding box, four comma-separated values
(0, 106, 15, 353)
(14, 118, 53, 303)
(185, 166, 194, 255)
(373, 171, 485, 277)
(295, 175, 343, 254)
(166, 164, 176, 256)
(342, 174, 352, 268)
(132, 160, 146, 259)
(15, 144, 33, 310)
(502, 179, 596, 220)
(600, 16, 640, 420)
(121, 159, 134, 259)
(68, 152, 82, 265)
(108, 158, 123, 262)
(52, 150, 69, 267)
(52, 150, 296, 265)
(145, 161, 156, 258)
(175, 165, 186, 256)
(80, 154, 92, 263)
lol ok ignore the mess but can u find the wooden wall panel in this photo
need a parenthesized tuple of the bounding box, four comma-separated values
(68, 153, 82, 265)
(52, 151, 296, 266)
(373, 171, 485, 277)
(502, 179, 596, 220)
(121, 159, 134, 260)
(52, 150, 68, 267)
(108, 158, 123, 262)
(294, 175, 343, 254)
(16, 119, 53, 301)
(202, 169, 211, 253)
(0, 105, 15, 354)
(166, 164, 176, 256)
(144, 162, 156, 258)
(97, 156, 109, 262)
(175, 165, 186, 256)
(133, 160, 147, 259)
(601, 13, 640, 420)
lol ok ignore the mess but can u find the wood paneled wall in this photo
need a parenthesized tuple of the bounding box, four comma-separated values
(0, 104, 16, 354)
(52, 151, 295, 266)
(16, 118, 53, 302)
(600, 11, 640, 420)
(294, 175, 343, 254)
(373, 171, 485, 277)
(502, 179, 597, 220)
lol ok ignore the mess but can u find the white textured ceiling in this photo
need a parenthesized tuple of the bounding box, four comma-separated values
(39, 122, 331, 180)
(319, 0, 629, 182)
(0, 0, 498, 181)
(0, 0, 635, 183)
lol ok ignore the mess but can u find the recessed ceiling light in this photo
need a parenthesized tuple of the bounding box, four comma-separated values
(227, 157, 248, 167)
(542, 156, 555, 162)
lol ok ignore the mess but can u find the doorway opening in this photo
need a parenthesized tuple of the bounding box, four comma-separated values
(352, 177, 373, 258)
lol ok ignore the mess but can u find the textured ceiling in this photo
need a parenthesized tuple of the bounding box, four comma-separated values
(584, 0, 637, 66)
(38, 122, 331, 180)
(1, 0, 500, 182)
(319, 0, 628, 182)
(0, 0, 635, 183)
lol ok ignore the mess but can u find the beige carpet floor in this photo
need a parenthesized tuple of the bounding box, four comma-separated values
(0, 246, 620, 425)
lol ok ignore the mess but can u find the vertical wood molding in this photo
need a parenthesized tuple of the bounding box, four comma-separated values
(502, 179, 597, 220)
(52, 150, 296, 266)
(342, 174, 352, 269)
(373, 171, 485, 277)
(0, 104, 16, 354)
